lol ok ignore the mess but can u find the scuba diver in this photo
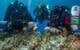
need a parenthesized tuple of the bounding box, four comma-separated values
(34, 4, 49, 38)
(49, 6, 71, 31)
(4, 0, 33, 32)
(34, 4, 49, 23)
(60, 6, 71, 32)
(49, 6, 60, 28)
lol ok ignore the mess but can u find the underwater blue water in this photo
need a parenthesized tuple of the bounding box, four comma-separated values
(0, 0, 80, 35)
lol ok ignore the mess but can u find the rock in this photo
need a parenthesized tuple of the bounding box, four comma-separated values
(18, 46, 28, 50)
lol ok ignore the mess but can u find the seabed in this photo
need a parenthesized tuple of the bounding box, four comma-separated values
(0, 29, 80, 50)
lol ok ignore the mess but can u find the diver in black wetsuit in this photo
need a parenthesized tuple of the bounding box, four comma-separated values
(49, 6, 71, 35)
(49, 6, 71, 28)
(34, 4, 49, 23)
(49, 6, 61, 28)
(4, 0, 33, 32)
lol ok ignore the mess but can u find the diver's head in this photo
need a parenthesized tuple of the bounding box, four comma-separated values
(71, 5, 80, 17)
(14, 0, 19, 6)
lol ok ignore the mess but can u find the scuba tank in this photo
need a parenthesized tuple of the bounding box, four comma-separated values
(71, 17, 79, 25)
(71, 5, 80, 34)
